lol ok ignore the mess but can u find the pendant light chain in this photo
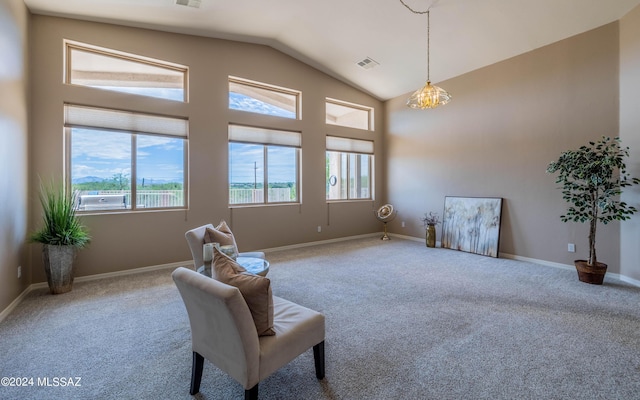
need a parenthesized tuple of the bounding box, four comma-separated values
(427, 10, 430, 82)
(399, 0, 431, 14)
(400, 1, 438, 83)
(401, 0, 452, 109)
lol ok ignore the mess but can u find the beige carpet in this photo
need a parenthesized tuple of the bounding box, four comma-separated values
(1, 237, 639, 399)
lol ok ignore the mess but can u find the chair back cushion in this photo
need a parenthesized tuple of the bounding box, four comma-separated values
(172, 267, 260, 387)
(213, 248, 275, 336)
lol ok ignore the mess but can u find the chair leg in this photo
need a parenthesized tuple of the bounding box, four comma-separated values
(190, 352, 204, 395)
(245, 384, 258, 400)
(313, 341, 325, 379)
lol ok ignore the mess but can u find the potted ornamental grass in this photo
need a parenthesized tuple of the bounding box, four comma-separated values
(30, 180, 90, 294)
(546, 136, 639, 284)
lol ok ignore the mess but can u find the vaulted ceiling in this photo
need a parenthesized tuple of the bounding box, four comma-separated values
(23, 0, 640, 100)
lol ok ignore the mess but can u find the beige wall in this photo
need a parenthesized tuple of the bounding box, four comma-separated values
(620, 4, 640, 281)
(28, 16, 384, 284)
(386, 23, 624, 272)
(0, 0, 29, 312)
(5, 5, 640, 312)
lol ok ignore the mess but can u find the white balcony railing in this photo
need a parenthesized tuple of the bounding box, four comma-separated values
(76, 190, 183, 210)
(229, 188, 293, 204)
(75, 187, 294, 210)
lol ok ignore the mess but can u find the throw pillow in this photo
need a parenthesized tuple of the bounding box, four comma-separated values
(205, 220, 238, 251)
(213, 248, 275, 336)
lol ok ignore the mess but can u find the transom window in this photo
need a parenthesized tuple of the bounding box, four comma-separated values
(65, 40, 188, 102)
(326, 136, 374, 200)
(229, 76, 301, 119)
(64, 104, 188, 212)
(229, 125, 301, 205)
(326, 98, 373, 130)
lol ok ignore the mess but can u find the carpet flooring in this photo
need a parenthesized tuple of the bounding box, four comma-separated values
(1, 237, 640, 399)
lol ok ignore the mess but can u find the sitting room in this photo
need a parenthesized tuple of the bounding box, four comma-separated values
(2, 0, 640, 399)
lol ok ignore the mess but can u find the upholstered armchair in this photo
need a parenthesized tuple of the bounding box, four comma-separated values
(172, 267, 325, 399)
(185, 223, 265, 270)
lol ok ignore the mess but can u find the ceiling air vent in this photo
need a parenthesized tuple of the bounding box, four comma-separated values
(356, 57, 379, 70)
(176, 0, 201, 8)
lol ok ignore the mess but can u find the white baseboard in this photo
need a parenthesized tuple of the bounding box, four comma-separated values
(500, 252, 640, 287)
(394, 234, 640, 288)
(617, 274, 640, 287)
(258, 232, 382, 253)
(499, 252, 575, 271)
(0, 286, 36, 324)
(0, 233, 380, 322)
(73, 260, 188, 284)
(0, 261, 189, 324)
(392, 233, 422, 243)
(4, 233, 638, 322)
(391, 233, 441, 246)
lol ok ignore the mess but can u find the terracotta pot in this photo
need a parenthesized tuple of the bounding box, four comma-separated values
(574, 260, 607, 285)
(43, 244, 76, 294)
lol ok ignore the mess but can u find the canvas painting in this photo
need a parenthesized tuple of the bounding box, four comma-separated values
(441, 196, 503, 258)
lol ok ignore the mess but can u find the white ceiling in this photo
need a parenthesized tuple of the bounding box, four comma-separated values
(23, 0, 640, 101)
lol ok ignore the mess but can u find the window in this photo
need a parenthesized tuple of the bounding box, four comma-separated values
(326, 136, 374, 200)
(326, 98, 373, 130)
(64, 104, 188, 212)
(65, 41, 188, 102)
(229, 77, 300, 119)
(229, 125, 301, 205)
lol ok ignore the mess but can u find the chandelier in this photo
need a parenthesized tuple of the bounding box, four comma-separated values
(401, 0, 452, 109)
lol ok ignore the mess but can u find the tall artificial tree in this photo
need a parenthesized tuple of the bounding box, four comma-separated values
(547, 136, 639, 266)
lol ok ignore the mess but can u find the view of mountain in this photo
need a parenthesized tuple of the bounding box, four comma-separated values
(72, 176, 179, 185)
(71, 92, 293, 187)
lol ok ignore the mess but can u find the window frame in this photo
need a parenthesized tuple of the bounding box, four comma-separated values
(64, 40, 189, 102)
(325, 136, 374, 201)
(64, 104, 189, 213)
(325, 98, 374, 131)
(228, 124, 302, 207)
(229, 76, 302, 120)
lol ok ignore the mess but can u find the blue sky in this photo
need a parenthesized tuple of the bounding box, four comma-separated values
(71, 90, 296, 184)
(71, 128, 184, 184)
(229, 143, 297, 184)
(229, 92, 295, 119)
(228, 93, 297, 184)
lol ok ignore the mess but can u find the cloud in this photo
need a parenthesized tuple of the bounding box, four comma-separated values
(72, 128, 130, 160)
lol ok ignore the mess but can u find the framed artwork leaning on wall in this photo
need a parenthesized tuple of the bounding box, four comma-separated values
(441, 196, 503, 258)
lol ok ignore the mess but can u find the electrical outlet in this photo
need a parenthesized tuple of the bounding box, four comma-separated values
(317, 225, 322, 233)
(401, 221, 406, 228)
(17, 266, 22, 279)
(568, 243, 575, 253)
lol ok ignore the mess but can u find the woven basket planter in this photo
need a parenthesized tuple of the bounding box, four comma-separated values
(574, 260, 607, 285)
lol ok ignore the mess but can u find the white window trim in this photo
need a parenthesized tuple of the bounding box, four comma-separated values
(326, 136, 374, 201)
(229, 124, 302, 206)
(325, 97, 374, 131)
(64, 104, 189, 212)
(64, 40, 189, 102)
(229, 76, 302, 120)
